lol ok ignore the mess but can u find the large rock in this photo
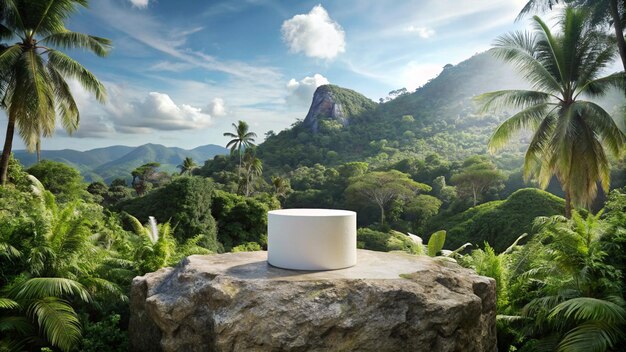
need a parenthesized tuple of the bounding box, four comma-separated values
(302, 85, 376, 133)
(130, 250, 496, 352)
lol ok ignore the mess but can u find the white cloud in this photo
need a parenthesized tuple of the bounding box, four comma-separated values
(286, 74, 330, 106)
(206, 98, 227, 117)
(281, 5, 346, 59)
(64, 81, 213, 137)
(129, 0, 149, 9)
(126, 92, 211, 131)
(404, 25, 435, 39)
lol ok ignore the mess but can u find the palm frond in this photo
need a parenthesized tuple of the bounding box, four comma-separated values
(47, 50, 106, 102)
(10, 277, 90, 303)
(575, 100, 625, 156)
(26, 297, 81, 352)
(0, 44, 22, 73)
(549, 297, 626, 323)
(516, 0, 561, 21)
(488, 103, 553, 152)
(582, 72, 626, 97)
(43, 31, 111, 57)
(28, 0, 88, 37)
(0, 298, 20, 310)
(476, 90, 552, 113)
(523, 113, 556, 184)
(79, 277, 127, 302)
(556, 320, 624, 352)
(47, 64, 79, 133)
(491, 31, 562, 93)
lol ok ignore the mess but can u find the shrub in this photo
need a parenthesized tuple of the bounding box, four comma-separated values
(357, 228, 420, 254)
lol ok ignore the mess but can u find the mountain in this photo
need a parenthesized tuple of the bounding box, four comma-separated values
(14, 143, 228, 183)
(302, 85, 377, 133)
(258, 52, 625, 177)
(257, 52, 530, 173)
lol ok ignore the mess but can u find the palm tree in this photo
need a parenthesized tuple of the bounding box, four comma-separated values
(177, 157, 198, 175)
(518, 0, 626, 71)
(271, 175, 291, 200)
(240, 150, 263, 196)
(477, 8, 626, 218)
(223, 120, 257, 181)
(0, 0, 110, 185)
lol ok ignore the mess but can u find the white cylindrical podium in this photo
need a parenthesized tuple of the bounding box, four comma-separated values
(267, 209, 357, 270)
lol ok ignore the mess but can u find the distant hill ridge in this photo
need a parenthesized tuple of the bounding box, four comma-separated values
(14, 143, 228, 183)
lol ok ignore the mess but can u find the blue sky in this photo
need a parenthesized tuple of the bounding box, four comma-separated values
(7, 0, 534, 151)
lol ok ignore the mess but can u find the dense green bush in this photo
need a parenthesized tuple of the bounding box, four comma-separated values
(211, 190, 279, 251)
(27, 160, 86, 202)
(116, 177, 219, 250)
(356, 228, 420, 254)
(79, 314, 128, 352)
(426, 188, 564, 252)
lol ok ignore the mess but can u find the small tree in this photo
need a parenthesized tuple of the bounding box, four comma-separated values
(451, 157, 505, 206)
(131, 162, 160, 196)
(345, 170, 431, 224)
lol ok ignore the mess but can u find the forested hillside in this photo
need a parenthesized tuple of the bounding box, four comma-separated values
(258, 53, 530, 172)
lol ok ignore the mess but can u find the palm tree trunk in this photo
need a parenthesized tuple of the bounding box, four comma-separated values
(379, 203, 385, 225)
(609, 0, 626, 71)
(564, 187, 572, 219)
(0, 115, 16, 185)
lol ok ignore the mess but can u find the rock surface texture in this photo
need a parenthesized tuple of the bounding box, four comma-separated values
(301, 85, 376, 133)
(302, 85, 347, 133)
(130, 250, 496, 352)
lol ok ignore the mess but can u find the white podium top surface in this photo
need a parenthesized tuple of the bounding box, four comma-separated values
(268, 208, 355, 217)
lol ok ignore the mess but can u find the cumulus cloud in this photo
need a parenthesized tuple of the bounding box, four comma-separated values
(123, 92, 212, 131)
(129, 0, 149, 8)
(64, 81, 214, 137)
(206, 98, 227, 117)
(404, 25, 435, 39)
(286, 73, 330, 106)
(281, 5, 346, 59)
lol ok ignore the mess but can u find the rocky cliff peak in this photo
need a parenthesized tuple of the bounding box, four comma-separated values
(302, 85, 376, 133)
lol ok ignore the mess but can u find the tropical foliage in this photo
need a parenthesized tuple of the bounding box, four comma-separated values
(0, 0, 110, 185)
(477, 7, 626, 217)
(1, 2, 625, 351)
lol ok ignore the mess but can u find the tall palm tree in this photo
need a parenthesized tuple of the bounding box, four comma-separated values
(477, 7, 626, 217)
(223, 120, 257, 181)
(0, 0, 110, 185)
(518, 0, 626, 71)
(177, 157, 198, 175)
